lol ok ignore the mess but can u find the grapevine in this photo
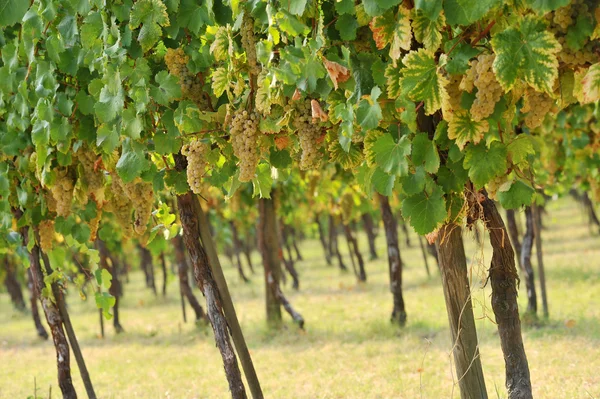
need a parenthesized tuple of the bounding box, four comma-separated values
(50, 169, 75, 218)
(292, 100, 324, 170)
(122, 179, 154, 235)
(521, 89, 555, 129)
(470, 54, 503, 121)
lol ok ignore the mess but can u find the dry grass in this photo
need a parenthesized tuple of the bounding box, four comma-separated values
(1, 197, 599, 398)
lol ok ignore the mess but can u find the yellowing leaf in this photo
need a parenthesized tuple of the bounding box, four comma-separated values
(581, 63, 600, 104)
(411, 9, 445, 52)
(369, 7, 412, 63)
(491, 16, 560, 93)
(210, 26, 232, 62)
(448, 112, 489, 150)
(311, 100, 328, 122)
(400, 49, 448, 115)
(211, 67, 229, 98)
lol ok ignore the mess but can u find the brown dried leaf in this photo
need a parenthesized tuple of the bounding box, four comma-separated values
(323, 59, 351, 90)
(311, 100, 328, 123)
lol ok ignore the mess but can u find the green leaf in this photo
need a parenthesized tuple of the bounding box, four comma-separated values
(415, 0, 443, 20)
(437, 159, 468, 194)
(507, 135, 535, 165)
(464, 141, 507, 188)
(281, 0, 308, 16)
(212, 67, 229, 98)
(399, 166, 427, 195)
(129, 0, 170, 52)
(177, 0, 211, 35)
(565, 14, 594, 51)
(0, 0, 29, 27)
(122, 109, 143, 139)
(95, 292, 116, 320)
(525, 0, 569, 14)
(336, 14, 358, 41)
(356, 86, 383, 132)
(151, 71, 182, 105)
(497, 180, 535, 209)
(411, 133, 440, 173)
(117, 139, 151, 183)
(335, 0, 354, 14)
(372, 167, 395, 196)
(154, 110, 181, 155)
(447, 112, 489, 150)
(374, 134, 411, 176)
(444, 40, 480, 75)
(164, 170, 190, 194)
(269, 149, 292, 169)
(491, 16, 561, 93)
(252, 163, 272, 199)
(400, 49, 447, 115)
(402, 183, 447, 235)
(96, 124, 120, 153)
(444, 0, 497, 26)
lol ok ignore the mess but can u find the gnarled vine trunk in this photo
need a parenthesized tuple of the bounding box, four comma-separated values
(521, 207, 537, 314)
(231, 221, 250, 283)
(138, 246, 157, 295)
(279, 220, 300, 290)
(3, 257, 26, 311)
(259, 196, 304, 327)
(505, 209, 523, 271)
(378, 194, 406, 326)
(531, 204, 549, 318)
(97, 239, 124, 333)
(329, 214, 347, 271)
(173, 234, 206, 321)
(27, 268, 49, 339)
(481, 198, 532, 399)
(315, 214, 332, 266)
(362, 213, 379, 260)
(343, 223, 366, 282)
(176, 186, 247, 399)
(435, 224, 488, 399)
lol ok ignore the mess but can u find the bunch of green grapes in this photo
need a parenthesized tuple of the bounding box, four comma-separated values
(551, 3, 573, 33)
(557, 38, 597, 66)
(521, 89, 555, 129)
(230, 109, 260, 182)
(38, 220, 55, 253)
(340, 192, 354, 223)
(182, 139, 210, 194)
(293, 100, 323, 170)
(123, 179, 154, 235)
(241, 13, 260, 76)
(470, 54, 503, 121)
(105, 177, 134, 239)
(486, 175, 509, 201)
(459, 59, 478, 93)
(76, 146, 105, 204)
(88, 211, 102, 242)
(165, 48, 209, 109)
(51, 168, 74, 217)
(444, 73, 463, 115)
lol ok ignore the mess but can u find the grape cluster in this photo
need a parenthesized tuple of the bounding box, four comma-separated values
(557, 38, 596, 66)
(241, 13, 260, 76)
(165, 48, 209, 109)
(470, 54, 503, 121)
(459, 59, 478, 93)
(39, 220, 55, 253)
(486, 175, 509, 200)
(293, 100, 323, 170)
(230, 109, 260, 182)
(123, 179, 154, 235)
(88, 211, 102, 242)
(521, 89, 555, 129)
(340, 192, 354, 223)
(76, 146, 105, 204)
(51, 169, 74, 217)
(551, 4, 573, 32)
(445, 74, 463, 115)
(182, 139, 210, 194)
(105, 177, 134, 239)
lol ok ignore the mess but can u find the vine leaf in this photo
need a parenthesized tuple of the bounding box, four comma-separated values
(152, 71, 182, 105)
(356, 86, 383, 132)
(0, 0, 29, 27)
(412, 133, 440, 173)
(411, 8, 445, 52)
(400, 49, 448, 115)
(525, 0, 569, 13)
(498, 180, 535, 209)
(372, 167, 395, 196)
(324, 59, 351, 90)
(491, 16, 561, 93)
(402, 182, 447, 235)
(507, 135, 536, 165)
(464, 141, 507, 188)
(373, 134, 411, 176)
(447, 112, 489, 150)
(252, 163, 272, 199)
(117, 139, 151, 183)
(329, 141, 363, 170)
(130, 0, 170, 52)
(369, 6, 412, 62)
(581, 63, 600, 104)
(444, 0, 498, 26)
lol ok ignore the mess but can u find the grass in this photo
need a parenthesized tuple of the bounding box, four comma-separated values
(1, 197, 599, 398)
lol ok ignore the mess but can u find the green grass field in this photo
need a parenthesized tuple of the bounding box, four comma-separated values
(1, 198, 599, 398)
